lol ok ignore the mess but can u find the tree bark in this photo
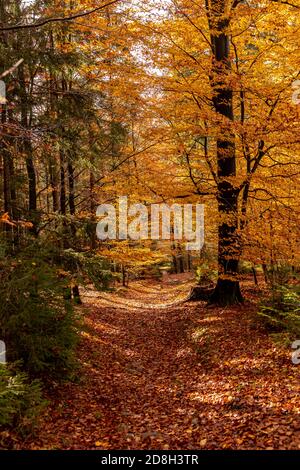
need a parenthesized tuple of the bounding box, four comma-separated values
(68, 161, 75, 217)
(24, 137, 38, 233)
(19, 63, 38, 232)
(49, 157, 59, 212)
(60, 148, 66, 215)
(207, 0, 243, 306)
(2, 107, 17, 223)
(89, 153, 97, 249)
(252, 266, 258, 286)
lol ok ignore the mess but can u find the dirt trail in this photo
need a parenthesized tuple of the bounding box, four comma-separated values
(18, 275, 300, 450)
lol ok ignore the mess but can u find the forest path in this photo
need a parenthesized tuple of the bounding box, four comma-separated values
(20, 275, 300, 450)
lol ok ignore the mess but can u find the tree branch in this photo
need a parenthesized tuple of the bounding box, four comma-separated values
(0, 59, 24, 79)
(0, 0, 121, 32)
(270, 0, 300, 8)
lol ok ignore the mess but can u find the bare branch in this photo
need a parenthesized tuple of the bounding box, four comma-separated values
(0, 59, 24, 79)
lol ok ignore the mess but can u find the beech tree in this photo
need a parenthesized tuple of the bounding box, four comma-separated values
(133, 0, 300, 304)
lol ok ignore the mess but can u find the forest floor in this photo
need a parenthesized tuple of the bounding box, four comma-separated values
(12, 274, 300, 449)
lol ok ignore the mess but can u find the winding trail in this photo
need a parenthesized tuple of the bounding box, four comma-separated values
(19, 275, 300, 450)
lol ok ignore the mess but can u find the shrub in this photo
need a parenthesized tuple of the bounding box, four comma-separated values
(62, 249, 113, 291)
(258, 285, 300, 337)
(239, 260, 256, 275)
(0, 244, 80, 378)
(195, 263, 217, 285)
(0, 364, 46, 434)
(264, 263, 299, 286)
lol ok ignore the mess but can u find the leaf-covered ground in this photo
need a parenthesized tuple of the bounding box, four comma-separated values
(11, 275, 300, 449)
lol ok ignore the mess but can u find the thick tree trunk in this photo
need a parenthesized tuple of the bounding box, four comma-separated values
(210, 277, 243, 305)
(207, 1, 243, 306)
(210, 182, 243, 305)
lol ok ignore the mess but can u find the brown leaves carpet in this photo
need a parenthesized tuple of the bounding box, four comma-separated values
(13, 275, 300, 449)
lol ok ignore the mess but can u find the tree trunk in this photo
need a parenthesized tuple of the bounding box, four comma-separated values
(68, 161, 75, 217)
(89, 154, 97, 249)
(60, 148, 66, 215)
(252, 266, 258, 286)
(3, 149, 13, 215)
(207, 1, 243, 306)
(19, 63, 38, 232)
(25, 151, 37, 214)
(67, 158, 81, 302)
(49, 157, 59, 212)
(68, 160, 76, 242)
(172, 254, 178, 274)
(262, 263, 269, 284)
(188, 284, 214, 302)
(2, 107, 17, 226)
(178, 245, 185, 274)
(122, 264, 127, 287)
(24, 139, 38, 234)
(187, 252, 192, 272)
(72, 285, 82, 304)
